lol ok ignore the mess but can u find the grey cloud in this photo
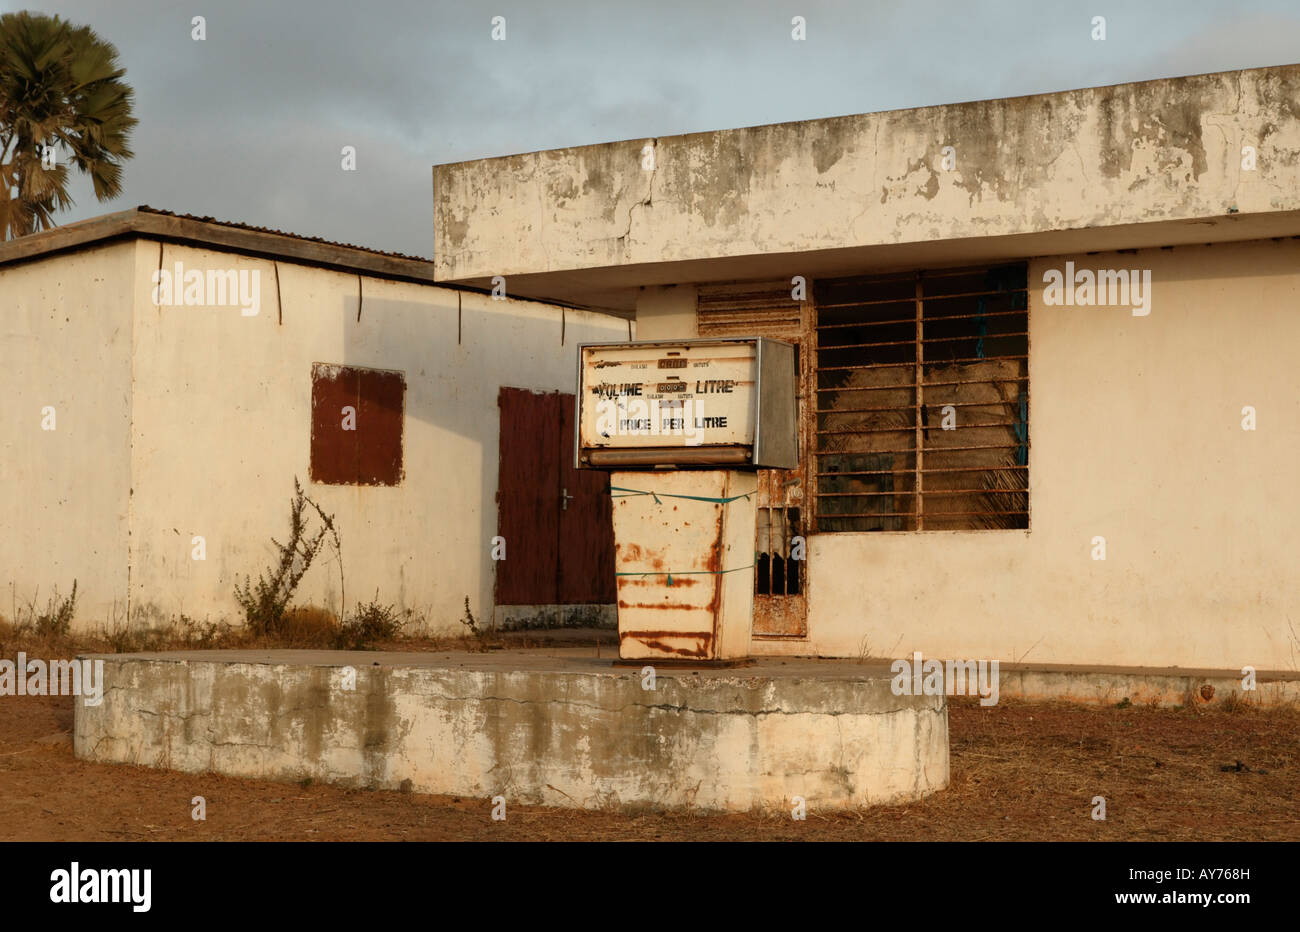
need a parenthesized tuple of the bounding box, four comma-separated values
(20, 0, 1300, 257)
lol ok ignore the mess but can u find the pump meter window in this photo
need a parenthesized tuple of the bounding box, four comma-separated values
(576, 337, 797, 470)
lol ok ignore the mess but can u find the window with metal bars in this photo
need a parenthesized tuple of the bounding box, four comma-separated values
(813, 264, 1029, 532)
(756, 506, 802, 596)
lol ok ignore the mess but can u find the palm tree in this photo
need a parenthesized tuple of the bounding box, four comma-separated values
(0, 11, 137, 239)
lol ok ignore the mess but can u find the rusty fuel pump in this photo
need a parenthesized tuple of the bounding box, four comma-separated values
(576, 337, 798, 665)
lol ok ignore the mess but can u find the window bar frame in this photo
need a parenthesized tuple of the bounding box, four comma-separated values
(914, 276, 924, 532)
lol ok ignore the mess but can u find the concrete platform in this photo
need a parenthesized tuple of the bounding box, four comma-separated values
(73, 648, 949, 813)
(993, 661, 1300, 708)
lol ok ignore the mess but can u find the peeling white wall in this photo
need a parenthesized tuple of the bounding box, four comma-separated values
(0, 241, 136, 625)
(125, 241, 628, 631)
(804, 238, 1300, 670)
(3, 239, 627, 632)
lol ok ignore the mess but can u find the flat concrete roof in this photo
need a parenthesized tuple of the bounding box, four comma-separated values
(435, 63, 1300, 310)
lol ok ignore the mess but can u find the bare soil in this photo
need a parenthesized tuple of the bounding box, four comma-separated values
(1, 690, 1295, 841)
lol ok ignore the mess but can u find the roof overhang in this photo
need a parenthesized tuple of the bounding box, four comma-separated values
(434, 63, 1300, 311)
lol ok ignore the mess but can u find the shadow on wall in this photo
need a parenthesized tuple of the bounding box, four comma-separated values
(275, 288, 629, 625)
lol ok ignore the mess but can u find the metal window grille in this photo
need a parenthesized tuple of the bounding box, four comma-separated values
(757, 503, 803, 597)
(813, 264, 1029, 532)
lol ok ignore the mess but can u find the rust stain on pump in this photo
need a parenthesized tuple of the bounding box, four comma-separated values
(609, 469, 758, 663)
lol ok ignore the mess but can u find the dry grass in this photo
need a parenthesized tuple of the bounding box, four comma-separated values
(279, 606, 342, 647)
(0, 609, 605, 661)
(0, 694, 1293, 841)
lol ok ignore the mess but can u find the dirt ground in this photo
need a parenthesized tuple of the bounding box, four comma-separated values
(1, 689, 1295, 841)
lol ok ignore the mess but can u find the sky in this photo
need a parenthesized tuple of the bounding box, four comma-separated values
(8, 0, 1300, 258)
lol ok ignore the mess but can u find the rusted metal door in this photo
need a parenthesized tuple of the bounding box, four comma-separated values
(496, 387, 615, 608)
(752, 340, 809, 637)
(753, 465, 807, 636)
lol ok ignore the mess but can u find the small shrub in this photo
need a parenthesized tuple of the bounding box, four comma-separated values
(234, 478, 337, 637)
(1221, 690, 1256, 714)
(337, 594, 404, 650)
(104, 617, 145, 653)
(31, 580, 78, 639)
(0, 581, 81, 644)
(173, 615, 232, 649)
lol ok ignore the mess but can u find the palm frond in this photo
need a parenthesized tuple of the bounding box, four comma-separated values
(0, 11, 136, 239)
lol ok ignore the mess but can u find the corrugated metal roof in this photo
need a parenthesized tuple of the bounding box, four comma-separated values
(0, 205, 629, 317)
(0, 205, 438, 277)
(133, 205, 432, 264)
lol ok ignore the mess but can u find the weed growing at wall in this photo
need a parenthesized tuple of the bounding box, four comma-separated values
(337, 594, 405, 649)
(2, 581, 79, 641)
(459, 596, 495, 651)
(233, 478, 337, 637)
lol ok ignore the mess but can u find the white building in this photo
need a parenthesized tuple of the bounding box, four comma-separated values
(1, 207, 629, 632)
(433, 64, 1300, 670)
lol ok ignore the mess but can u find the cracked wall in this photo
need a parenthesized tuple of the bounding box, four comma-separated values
(74, 653, 949, 812)
(434, 65, 1300, 281)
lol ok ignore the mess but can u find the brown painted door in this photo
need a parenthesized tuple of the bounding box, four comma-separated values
(557, 396, 616, 602)
(496, 389, 561, 605)
(496, 387, 615, 606)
